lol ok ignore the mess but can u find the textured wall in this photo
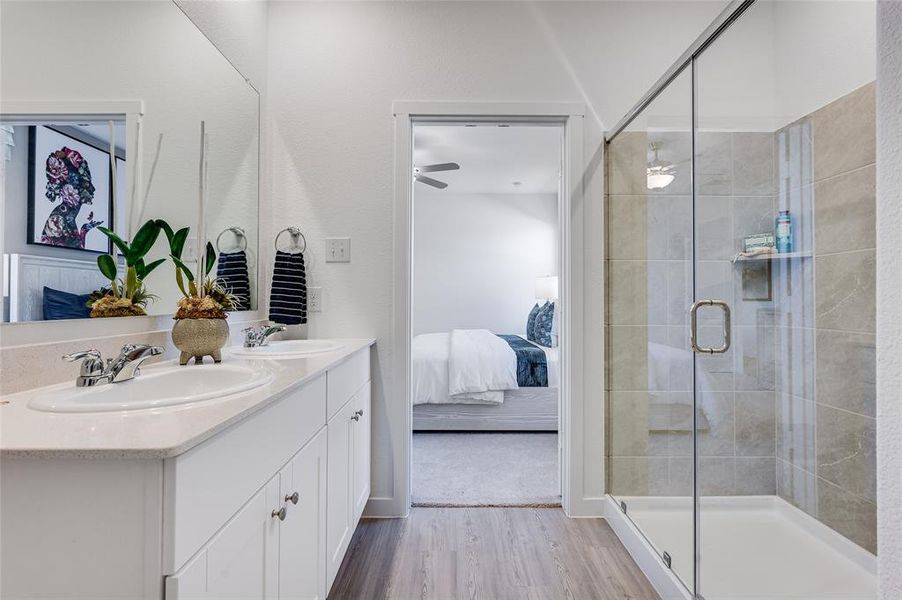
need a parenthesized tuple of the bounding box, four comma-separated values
(174, 0, 268, 93)
(265, 0, 725, 512)
(876, 1, 902, 595)
(412, 192, 558, 336)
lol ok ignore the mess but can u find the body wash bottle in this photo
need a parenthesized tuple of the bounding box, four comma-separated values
(775, 210, 793, 253)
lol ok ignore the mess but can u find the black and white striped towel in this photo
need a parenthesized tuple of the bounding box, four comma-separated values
(216, 251, 251, 311)
(268, 250, 307, 325)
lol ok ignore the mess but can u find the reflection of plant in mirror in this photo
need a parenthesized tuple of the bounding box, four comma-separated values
(156, 219, 238, 320)
(90, 220, 164, 318)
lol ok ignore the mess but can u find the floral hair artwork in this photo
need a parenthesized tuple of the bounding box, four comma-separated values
(40, 146, 103, 249)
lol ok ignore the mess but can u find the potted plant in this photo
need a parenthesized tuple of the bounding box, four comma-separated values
(158, 220, 238, 365)
(90, 220, 164, 317)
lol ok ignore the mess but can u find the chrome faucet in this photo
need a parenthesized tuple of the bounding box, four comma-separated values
(243, 324, 287, 348)
(63, 344, 164, 387)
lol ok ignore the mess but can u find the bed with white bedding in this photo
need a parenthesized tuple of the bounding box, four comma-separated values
(412, 329, 559, 431)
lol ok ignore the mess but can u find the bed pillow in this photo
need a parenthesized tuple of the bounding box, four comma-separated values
(42, 287, 92, 320)
(526, 302, 542, 342)
(534, 301, 555, 347)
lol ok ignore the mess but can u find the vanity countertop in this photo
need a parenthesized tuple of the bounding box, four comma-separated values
(0, 338, 375, 459)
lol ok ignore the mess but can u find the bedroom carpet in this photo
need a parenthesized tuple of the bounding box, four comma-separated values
(411, 432, 560, 507)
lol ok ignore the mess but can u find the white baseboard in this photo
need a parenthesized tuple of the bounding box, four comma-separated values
(604, 496, 691, 600)
(363, 496, 408, 518)
(565, 495, 607, 518)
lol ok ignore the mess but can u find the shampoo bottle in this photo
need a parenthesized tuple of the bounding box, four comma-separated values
(775, 210, 793, 253)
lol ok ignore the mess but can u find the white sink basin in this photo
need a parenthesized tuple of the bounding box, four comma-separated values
(230, 339, 344, 359)
(28, 363, 274, 413)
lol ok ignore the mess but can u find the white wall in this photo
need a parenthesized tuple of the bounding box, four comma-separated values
(632, 0, 876, 133)
(877, 1, 902, 596)
(175, 0, 269, 92)
(412, 192, 558, 336)
(265, 0, 725, 514)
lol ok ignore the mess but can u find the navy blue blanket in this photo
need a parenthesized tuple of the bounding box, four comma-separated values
(497, 334, 548, 387)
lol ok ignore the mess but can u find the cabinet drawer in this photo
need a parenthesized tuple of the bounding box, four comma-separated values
(165, 475, 280, 599)
(326, 348, 370, 419)
(163, 374, 326, 573)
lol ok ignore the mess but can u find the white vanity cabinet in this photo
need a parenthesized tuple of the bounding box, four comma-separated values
(325, 351, 372, 590)
(165, 475, 281, 598)
(0, 342, 373, 600)
(166, 429, 327, 600)
(167, 348, 371, 600)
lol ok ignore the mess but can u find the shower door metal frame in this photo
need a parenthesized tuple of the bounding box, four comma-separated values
(604, 1, 759, 598)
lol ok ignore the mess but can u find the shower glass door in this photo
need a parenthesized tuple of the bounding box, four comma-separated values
(692, 1, 876, 598)
(609, 2, 877, 598)
(606, 66, 695, 592)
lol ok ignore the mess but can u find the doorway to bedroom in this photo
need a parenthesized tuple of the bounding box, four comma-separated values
(410, 121, 563, 507)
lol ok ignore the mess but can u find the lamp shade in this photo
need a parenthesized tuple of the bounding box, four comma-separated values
(535, 276, 559, 301)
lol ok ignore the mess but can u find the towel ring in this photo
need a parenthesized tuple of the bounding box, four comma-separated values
(274, 227, 306, 254)
(216, 226, 248, 253)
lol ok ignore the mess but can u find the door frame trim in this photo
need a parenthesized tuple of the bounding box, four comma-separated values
(383, 100, 595, 517)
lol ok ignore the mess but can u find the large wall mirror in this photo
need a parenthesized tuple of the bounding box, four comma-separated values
(0, 0, 259, 324)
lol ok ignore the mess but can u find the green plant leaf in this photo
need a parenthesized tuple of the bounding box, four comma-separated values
(141, 258, 166, 279)
(97, 254, 117, 281)
(205, 242, 216, 275)
(155, 219, 175, 246)
(175, 268, 188, 297)
(172, 227, 190, 258)
(126, 266, 138, 299)
(170, 255, 196, 282)
(98, 227, 130, 256)
(134, 258, 146, 279)
(127, 220, 161, 266)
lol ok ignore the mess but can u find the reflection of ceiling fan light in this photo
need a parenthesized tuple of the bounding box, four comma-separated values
(647, 143, 675, 190)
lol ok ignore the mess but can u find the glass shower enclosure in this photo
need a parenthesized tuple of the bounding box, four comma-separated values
(604, 1, 877, 598)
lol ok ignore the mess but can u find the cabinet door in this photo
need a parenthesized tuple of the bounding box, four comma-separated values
(279, 428, 327, 600)
(326, 399, 355, 590)
(166, 476, 280, 600)
(352, 384, 371, 522)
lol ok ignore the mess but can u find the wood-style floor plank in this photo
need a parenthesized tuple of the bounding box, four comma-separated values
(328, 508, 660, 600)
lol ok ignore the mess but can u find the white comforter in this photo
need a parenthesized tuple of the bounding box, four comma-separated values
(412, 329, 519, 405)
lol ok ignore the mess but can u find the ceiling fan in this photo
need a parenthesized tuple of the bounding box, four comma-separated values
(413, 162, 460, 189)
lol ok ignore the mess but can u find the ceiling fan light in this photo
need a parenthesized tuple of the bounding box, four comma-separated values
(647, 170, 675, 190)
(646, 143, 675, 190)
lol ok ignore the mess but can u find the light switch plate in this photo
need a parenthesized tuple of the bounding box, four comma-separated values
(308, 287, 322, 312)
(325, 237, 351, 263)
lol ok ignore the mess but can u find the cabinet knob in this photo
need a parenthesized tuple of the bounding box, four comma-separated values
(351, 413, 360, 422)
(285, 491, 299, 505)
(355, 409, 365, 417)
(272, 506, 287, 521)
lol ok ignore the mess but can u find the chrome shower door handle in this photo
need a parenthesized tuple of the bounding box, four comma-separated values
(689, 299, 731, 354)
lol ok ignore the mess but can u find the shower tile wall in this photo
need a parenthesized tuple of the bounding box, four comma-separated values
(775, 82, 876, 553)
(605, 83, 876, 553)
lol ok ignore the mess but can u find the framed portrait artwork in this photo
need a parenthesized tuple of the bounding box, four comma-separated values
(27, 126, 113, 254)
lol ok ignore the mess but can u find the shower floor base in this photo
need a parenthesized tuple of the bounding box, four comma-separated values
(609, 495, 876, 600)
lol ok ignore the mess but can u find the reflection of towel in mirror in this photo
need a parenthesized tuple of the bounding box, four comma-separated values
(268, 250, 307, 325)
(216, 251, 250, 311)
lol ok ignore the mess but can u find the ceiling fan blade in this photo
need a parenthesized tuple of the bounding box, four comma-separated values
(418, 162, 460, 173)
(415, 174, 448, 189)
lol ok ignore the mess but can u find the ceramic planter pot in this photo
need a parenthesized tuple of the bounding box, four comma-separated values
(171, 318, 229, 365)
